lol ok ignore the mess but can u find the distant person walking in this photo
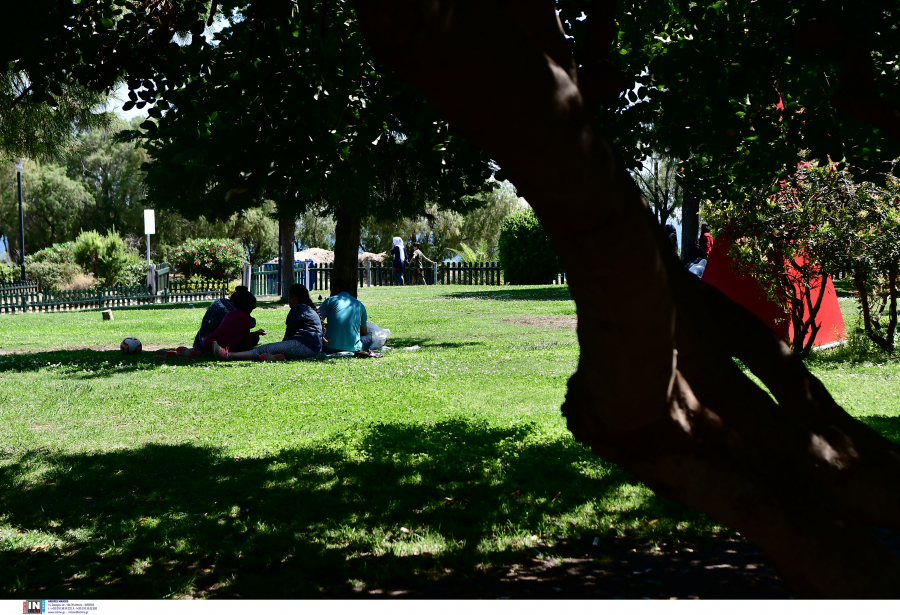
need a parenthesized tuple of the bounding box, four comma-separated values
(408, 242, 436, 285)
(390, 237, 406, 286)
(699, 223, 714, 260)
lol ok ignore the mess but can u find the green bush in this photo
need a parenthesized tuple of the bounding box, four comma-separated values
(0, 261, 18, 283)
(117, 259, 148, 287)
(172, 238, 245, 280)
(497, 209, 562, 285)
(73, 230, 141, 286)
(28, 241, 77, 264)
(24, 262, 84, 290)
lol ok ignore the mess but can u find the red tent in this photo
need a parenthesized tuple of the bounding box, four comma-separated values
(701, 236, 845, 347)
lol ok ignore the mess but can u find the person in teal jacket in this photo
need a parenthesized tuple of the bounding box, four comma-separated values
(319, 277, 373, 353)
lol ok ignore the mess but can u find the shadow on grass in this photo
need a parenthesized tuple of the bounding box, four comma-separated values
(0, 349, 198, 377)
(447, 287, 572, 303)
(831, 278, 856, 299)
(858, 415, 900, 445)
(384, 338, 486, 351)
(0, 342, 486, 378)
(0, 419, 713, 599)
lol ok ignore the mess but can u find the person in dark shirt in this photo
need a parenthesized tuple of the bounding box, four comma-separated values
(215, 284, 323, 361)
(189, 285, 257, 351)
(206, 290, 265, 357)
(664, 223, 679, 255)
(699, 223, 714, 259)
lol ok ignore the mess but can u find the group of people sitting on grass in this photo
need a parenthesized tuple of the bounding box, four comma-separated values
(171, 278, 373, 362)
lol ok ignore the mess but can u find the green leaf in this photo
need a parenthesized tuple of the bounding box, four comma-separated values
(101, 18, 115, 29)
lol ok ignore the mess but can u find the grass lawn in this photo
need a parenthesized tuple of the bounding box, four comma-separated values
(0, 284, 897, 598)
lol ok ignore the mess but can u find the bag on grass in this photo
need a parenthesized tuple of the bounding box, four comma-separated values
(366, 322, 391, 350)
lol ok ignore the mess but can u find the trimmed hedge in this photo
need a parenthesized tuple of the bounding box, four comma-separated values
(173, 238, 245, 280)
(497, 209, 561, 285)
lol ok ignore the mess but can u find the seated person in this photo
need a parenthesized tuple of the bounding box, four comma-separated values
(204, 290, 265, 356)
(319, 277, 372, 353)
(191, 285, 257, 351)
(215, 284, 323, 362)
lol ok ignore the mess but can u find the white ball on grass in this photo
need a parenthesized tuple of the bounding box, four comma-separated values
(121, 337, 143, 355)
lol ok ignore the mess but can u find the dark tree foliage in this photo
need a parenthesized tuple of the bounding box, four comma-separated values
(138, 1, 488, 225)
(555, 0, 900, 199)
(3, 1, 491, 295)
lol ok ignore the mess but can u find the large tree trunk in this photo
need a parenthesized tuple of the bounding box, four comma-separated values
(279, 216, 294, 303)
(332, 202, 361, 297)
(355, 0, 900, 597)
(680, 189, 699, 265)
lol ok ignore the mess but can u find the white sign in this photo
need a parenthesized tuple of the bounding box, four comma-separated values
(144, 209, 156, 235)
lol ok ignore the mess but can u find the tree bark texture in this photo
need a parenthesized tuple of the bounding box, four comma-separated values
(279, 217, 295, 303)
(354, 0, 900, 597)
(680, 189, 699, 265)
(332, 202, 361, 297)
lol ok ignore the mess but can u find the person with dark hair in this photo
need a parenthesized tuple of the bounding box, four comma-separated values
(187, 285, 258, 354)
(699, 223, 714, 260)
(390, 237, 406, 286)
(664, 223, 679, 255)
(205, 289, 265, 357)
(408, 242, 436, 285)
(215, 284, 323, 361)
(318, 277, 373, 353)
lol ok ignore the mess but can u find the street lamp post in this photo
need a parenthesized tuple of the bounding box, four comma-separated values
(14, 158, 25, 282)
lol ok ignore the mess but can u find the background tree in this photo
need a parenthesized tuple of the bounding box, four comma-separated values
(360, 180, 523, 260)
(456, 180, 524, 260)
(65, 119, 151, 242)
(135, 0, 490, 299)
(0, 69, 116, 162)
(356, 0, 900, 597)
(295, 209, 336, 252)
(497, 209, 562, 285)
(0, 160, 93, 256)
(631, 154, 682, 226)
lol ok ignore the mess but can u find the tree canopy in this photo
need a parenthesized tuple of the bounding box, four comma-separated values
(133, 1, 489, 227)
(555, 0, 900, 198)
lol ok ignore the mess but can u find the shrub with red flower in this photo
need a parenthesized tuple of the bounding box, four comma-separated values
(25, 241, 76, 265)
(173, 238, 246, 280)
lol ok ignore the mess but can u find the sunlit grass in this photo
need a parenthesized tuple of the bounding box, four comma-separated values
(0, 284, 896, 597)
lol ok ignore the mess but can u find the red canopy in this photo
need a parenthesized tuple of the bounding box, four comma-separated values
(701, 236, 845, 347)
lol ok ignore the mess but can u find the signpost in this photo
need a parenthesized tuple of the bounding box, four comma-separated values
(144, 210, 156, 293)
(144, 210, 155, 268)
